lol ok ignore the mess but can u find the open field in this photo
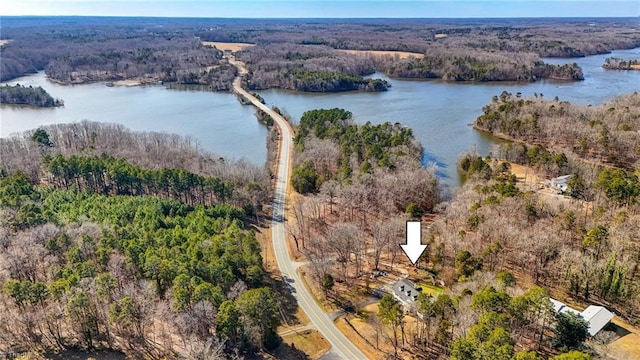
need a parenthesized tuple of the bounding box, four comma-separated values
(276, 329, 331, 359)
(631, 64, 640, 70)
(605, 317, 640, 360)
(337, 49, 424, 59)
(202, 41, 254, 52)
(0, 39, 11, 46)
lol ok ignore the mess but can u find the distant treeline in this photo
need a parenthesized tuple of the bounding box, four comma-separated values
(2, 17, 639, 90)
(0, 19, 235, 88)
(197, 18, 640, 57)
(374, 51, 583, 81)
(0, 84, 63, 107)
(239, 44, 389, 92)
(603, 57, 640, 70)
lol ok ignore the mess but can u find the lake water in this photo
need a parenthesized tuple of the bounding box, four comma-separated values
(2, 48, 639, 185)
(0, 75, 269, 165)
(256, 48, 640, 185)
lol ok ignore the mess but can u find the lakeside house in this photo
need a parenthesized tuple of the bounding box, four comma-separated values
(550, 298, 614, 337)
(392, 279, 422, 311)
(550, 174, 572, 193)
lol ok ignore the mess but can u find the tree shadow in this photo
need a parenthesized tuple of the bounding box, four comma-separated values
(268, 342, 312, 360)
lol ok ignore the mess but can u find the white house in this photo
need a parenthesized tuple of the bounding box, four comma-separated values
(550, 175, 572, 193)
(581, 305, 615, 337)
(391, 279, 422, 310)
(549, 298, 614, 337)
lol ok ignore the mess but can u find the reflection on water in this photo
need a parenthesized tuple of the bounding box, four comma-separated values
(257, 48, 640, 186)
(2, 48, 639, 185)
(0, 73, 268, 165)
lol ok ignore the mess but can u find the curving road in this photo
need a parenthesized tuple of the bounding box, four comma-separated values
(228, 57, 367, 360)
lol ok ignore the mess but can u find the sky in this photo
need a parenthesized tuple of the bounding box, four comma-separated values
(1, 0, 639, 18)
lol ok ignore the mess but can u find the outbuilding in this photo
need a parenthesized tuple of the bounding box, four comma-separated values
(549, 298, 614, 337)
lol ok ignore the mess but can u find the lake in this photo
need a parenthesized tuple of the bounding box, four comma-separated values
(2, 48, 639, 185)
(256, 48, 640, 185)
(0, 75, 269, 165)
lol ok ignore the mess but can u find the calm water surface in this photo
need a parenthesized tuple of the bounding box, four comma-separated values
(2, 48, 639, 184)
(257, 48, 640, 185)
(0, 74, 268, 165)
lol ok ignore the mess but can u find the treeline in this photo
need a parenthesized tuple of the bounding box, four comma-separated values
(238, 44, 389, 92)
(374, 50, 584, 81)
(475, 91, 640, 169)
(287, 69, 389, 92)
(0, 121, 271, 210)
(43, 154, 237, 208)
(0, 18, 235, 88)
(292, 108, 421, 192)
(603, 57, 640, 70)
(0, 84, 63, 107)
(0, 172, 283, 357)
(196, 18, 640, 57)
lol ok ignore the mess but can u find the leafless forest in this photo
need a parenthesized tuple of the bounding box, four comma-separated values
(2, 17, 639, 88)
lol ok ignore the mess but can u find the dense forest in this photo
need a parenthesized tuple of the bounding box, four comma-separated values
(0, 123, 284, 358)
(603, 57, 640, 70)
(409, 150, 640, 358)
(284, 108, 618, 359)
(197, 18, 640, 57)
(0, 17, 236, 89)
(0, 84, 63, 107)
(373, 51, 583, 81)
(474, 91, 640, 169)
(208, 17, 638, 83)
(2, 17, 639, 89)
(288, 107, 442, 279)
(237, 44, 389, 92)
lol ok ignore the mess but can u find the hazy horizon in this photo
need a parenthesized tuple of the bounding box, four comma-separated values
(3, 1, 639, 18)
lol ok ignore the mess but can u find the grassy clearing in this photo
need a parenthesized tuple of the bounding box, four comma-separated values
(434, 33, 448, 39)
(276, 329, 331, 359)
(202, 41, 254, 52)
(416, 283, 444, 297)
(337, 49, 424, 59)
(604, 318, 640, 359)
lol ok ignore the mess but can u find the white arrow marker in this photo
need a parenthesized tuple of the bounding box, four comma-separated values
(401, 221, 427, 265)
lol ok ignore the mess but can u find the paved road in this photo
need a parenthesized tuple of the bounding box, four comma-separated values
(229, 57, 367, 360)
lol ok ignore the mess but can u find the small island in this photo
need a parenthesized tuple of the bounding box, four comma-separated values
(603, 57, 640, 70)
(0, 84, 64, 107)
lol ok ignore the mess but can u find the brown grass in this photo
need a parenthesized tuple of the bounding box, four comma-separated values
(335, 314, 387, 360)
(276, 329, 331, 359)
(337, 49, 424, 59)
(333, 302, 423, 360)
(604, 317, 640, 360)
(434, 33, 448, 39)
(255, 224, 280, 275)
(630, 64, 640, 70)
(202, 41, 254, 52)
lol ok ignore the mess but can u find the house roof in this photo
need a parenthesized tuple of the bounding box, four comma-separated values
(551, 175, 572, 184)
(549, 298, 580, 315)
(392, 279, 421, 305)
(581, 305, 614, 337)
(549, 298, 614, 336)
